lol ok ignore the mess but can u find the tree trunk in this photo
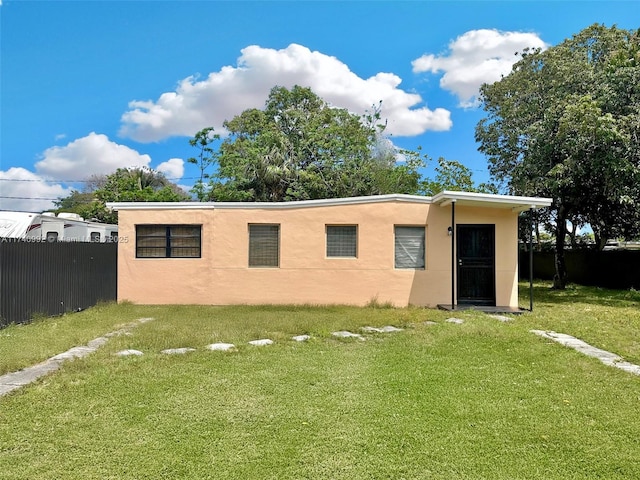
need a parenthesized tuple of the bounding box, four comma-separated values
(553, 207, 569, 289)
(568, 222, 579, 249)
(593, 222, 611, 251)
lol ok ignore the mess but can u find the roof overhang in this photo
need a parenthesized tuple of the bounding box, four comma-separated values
(107, 194, 433, 211)
(107, 191, 553, 213)
(432, 191, 552, 212)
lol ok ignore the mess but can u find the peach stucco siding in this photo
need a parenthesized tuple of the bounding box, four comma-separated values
(114, 197, 521, 308)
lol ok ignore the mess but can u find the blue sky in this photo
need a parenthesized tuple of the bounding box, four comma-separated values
(1, 0, 638, 212)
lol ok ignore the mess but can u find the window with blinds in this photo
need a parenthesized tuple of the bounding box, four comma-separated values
(136, 225, 201, 258)
(326, 225, 357, 258)
(248, 224, 280, 267)
(395, 226, 425, 269)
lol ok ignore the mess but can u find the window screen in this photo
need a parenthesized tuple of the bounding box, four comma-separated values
(136, 225, 201, 258)
(395, 226, 425, 269)
(326, 225, 357, 257)
(249, 224, 280, 267)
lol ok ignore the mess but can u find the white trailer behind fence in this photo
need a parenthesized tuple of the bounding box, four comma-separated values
(0, 211, 118, 242)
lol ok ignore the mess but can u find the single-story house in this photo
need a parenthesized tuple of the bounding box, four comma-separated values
(107, 191, 552, 310)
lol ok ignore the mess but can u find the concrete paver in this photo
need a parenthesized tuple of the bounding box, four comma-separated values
(7, 319, 636, 399)
(0, 317, 154, 398)
(531, 329, 640, 376)
(206, 343, 236, 351)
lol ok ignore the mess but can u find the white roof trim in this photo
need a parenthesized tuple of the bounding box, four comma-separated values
(107, 194, 433, 211)
(432, 191, 552, 212)
(107, 191, 552, 212)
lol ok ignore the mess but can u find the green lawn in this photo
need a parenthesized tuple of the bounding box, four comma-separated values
(1, 284, 640, 479)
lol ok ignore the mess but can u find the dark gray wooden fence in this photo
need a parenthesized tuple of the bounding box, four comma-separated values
(0, 240, 117, 327)
(520, 250, 640, 290)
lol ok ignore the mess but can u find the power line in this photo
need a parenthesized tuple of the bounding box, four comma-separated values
(0, 178, 94, 183)
(0, 196, 60, 201)
(0, 177, 198, 183)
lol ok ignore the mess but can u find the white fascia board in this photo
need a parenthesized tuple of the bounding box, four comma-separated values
(106, 202, 215, 211)
(107, 191, 553, 212)
(432, 191, 553, 211)
(106, 194, 434, 211)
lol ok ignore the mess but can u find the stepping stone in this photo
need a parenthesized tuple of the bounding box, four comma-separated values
(490, 315, 512, 322)
(51, 346, 95, 361)
(361, 326, 382, 333)
(1, 321, 151, 398)
(530, 330, 640, 376)
(614, 362, 640, 376)
(332, 331, 365, 340)
(532, 331, 621, 362)
(161, 347, 196, 355)
(206, 343, 236, 352)
(423, 321, 437, 326)
(105, 330, 133, 337)
(87, 337, 109, 349)
(0, 362, 61, 396)
(249, 339, 273, 346)
(446, 318, 464, 324)
(115, 349, 143, 357)
(361, 326, 404, 333)
(292, 335, 311, 342)
(380, 325, 403, 333)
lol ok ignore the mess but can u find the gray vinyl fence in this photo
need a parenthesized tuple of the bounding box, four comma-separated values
(519, 250, 640, 290)
(0, 240, 117, 327)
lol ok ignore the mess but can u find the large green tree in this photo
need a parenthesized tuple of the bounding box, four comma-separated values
(421, 157, 498, 196)
(476, 24, 640, 288)
(187, 126, 219, 201)
(202, 85, 424, 201)
(54, 167, 189, 223)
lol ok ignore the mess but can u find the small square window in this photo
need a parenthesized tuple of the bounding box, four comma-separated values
(249, 224, 280, 267)
(395, 226, 425, 269)
(136, 225, 201, 258)
(326, 225, 357, 258)
(90, 232, 101, 242)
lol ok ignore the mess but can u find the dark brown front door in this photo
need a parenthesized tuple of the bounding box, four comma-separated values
(457, 224, 496, 306)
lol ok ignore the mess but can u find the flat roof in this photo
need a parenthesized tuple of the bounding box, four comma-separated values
(107, 191, 552, 212)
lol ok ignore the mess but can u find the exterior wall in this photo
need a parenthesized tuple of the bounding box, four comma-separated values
(116, 200, 520, 308)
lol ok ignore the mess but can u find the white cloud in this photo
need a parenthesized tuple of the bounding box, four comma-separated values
(1, 136, 181, 211)
(412, 29, 547, 107)
(156, 158, 184, 180)
(35, 132, 151, 181)
(120, 43, 452, 142)
(0, 167, 71, 212)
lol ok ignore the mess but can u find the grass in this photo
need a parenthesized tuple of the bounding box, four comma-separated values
(0, 301, 145, 376)
(1, 283, 640, 479)
(519, 282, 640, 364)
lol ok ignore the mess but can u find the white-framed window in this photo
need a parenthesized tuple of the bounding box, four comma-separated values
(249, 224, 280, 267)
(136, 225, 201, 258)
(326, 225, 357, 258)
(90, 232, 101, 242)
(395, 226, 425, 269)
